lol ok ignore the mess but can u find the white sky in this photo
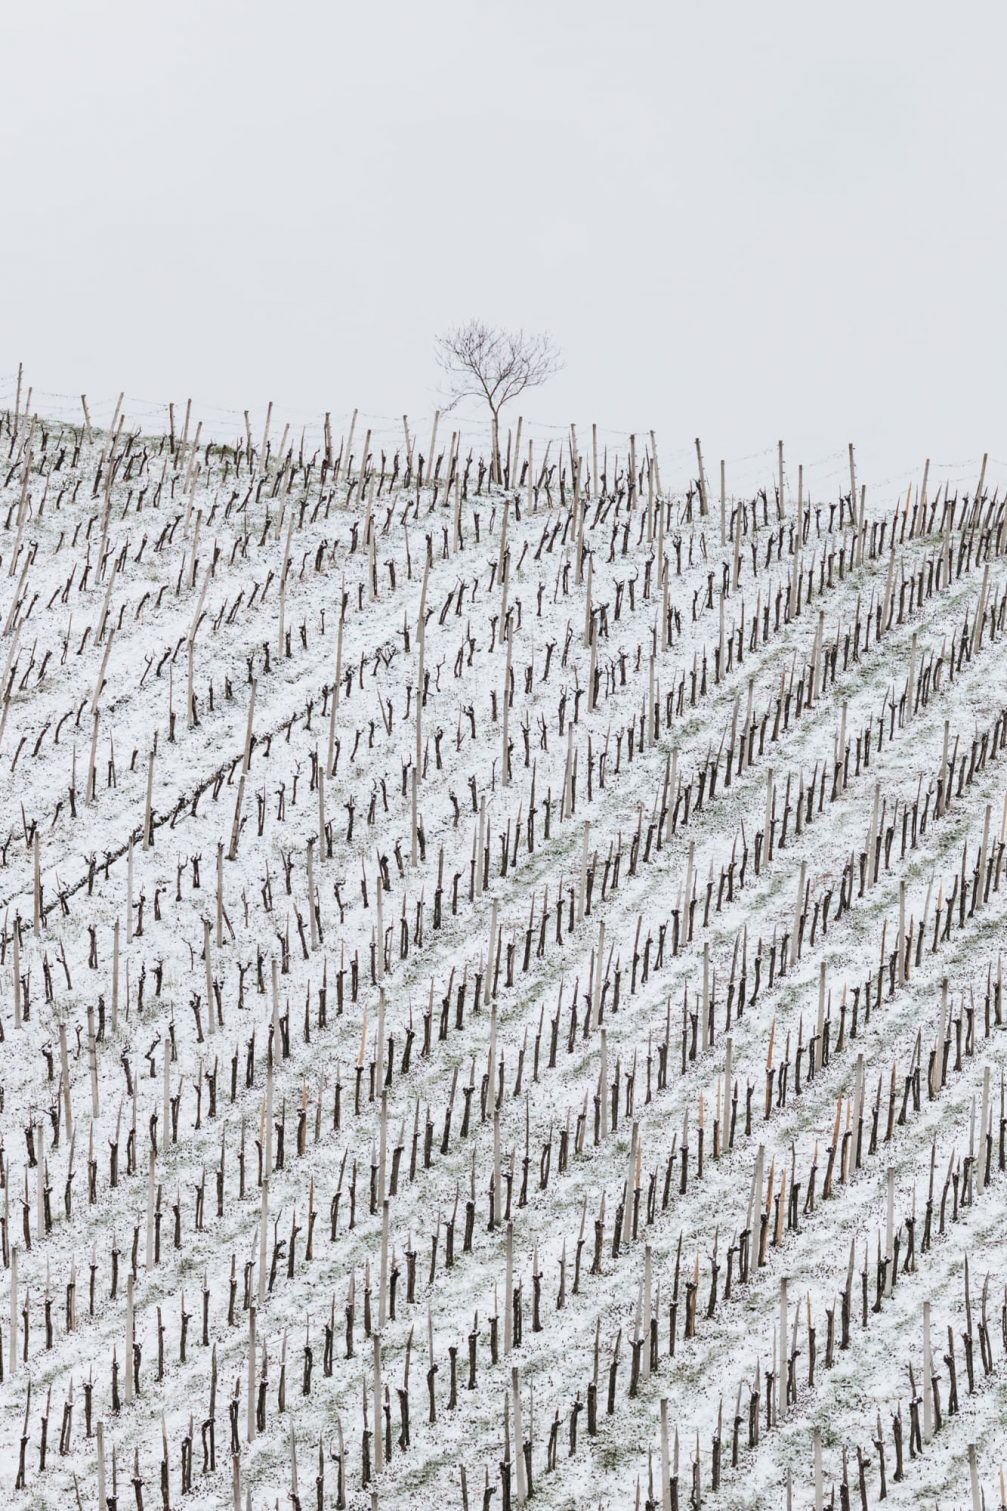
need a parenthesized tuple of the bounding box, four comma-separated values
(3, 1, 1004, 499)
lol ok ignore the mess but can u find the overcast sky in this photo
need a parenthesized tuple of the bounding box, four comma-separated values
(3, 1, 1004, 499)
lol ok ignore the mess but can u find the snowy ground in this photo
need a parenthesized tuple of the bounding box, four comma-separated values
(0, 407, 1005, 1511)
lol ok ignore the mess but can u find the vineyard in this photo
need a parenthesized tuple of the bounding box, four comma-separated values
(0, 392, 1005, 1510)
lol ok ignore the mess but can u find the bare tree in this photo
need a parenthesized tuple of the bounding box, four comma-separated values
(436, 320, 562, 481)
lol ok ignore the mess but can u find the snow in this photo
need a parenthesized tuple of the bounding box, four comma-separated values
(0, 410, 1004, 1511)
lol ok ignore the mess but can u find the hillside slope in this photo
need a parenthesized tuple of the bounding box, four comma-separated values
(0, 412, 1004, 1510)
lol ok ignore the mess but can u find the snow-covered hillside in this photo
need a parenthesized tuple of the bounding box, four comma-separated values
(0, 406, 1004, 1511)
